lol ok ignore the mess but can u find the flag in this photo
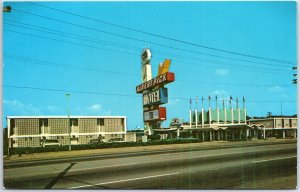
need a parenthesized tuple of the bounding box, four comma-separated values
(190, 98, 192, 105)
(208, 95, 211, 100)
(243, 96, 245, 102)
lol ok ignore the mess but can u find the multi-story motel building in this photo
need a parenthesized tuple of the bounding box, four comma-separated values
(6, 116, 127, 148)
(248, 116, 297, 139)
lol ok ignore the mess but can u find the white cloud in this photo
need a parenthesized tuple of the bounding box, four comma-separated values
(268, 85, 285, 92)
(215, 69, 229, 76)
(4, 99, 42, 115)
(87, 104, 102, 112)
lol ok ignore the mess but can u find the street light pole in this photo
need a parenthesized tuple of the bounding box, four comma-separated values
(65, 93, 71, 151)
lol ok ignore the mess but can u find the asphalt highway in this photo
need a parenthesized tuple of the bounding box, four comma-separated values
(4, 142, 297, 189)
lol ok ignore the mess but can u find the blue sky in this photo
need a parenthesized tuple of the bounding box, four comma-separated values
(3, 1, 297, 129)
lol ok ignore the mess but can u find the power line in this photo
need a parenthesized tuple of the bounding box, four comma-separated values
(4, 29, 137, 57)
(4, 19, 142, 51)
(4, 84, 296, 103)
(4, 54, 292, 87)
(175, 78, 291, 88)
(4, 85, 141, 98)
(4, 55, 138, 76)
(166, 56, 289, 74)
(28, 2, 296, 65)
(12, 8, 293, 68)
(5, 21, 288, 73)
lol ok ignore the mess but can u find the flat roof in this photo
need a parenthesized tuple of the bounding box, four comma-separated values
(7, 115, 126, 119)
(248, 117, 297, 121)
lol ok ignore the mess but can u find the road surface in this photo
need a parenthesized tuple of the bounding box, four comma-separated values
(4, 142, 297, 189)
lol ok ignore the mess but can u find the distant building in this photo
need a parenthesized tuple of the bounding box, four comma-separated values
(248, 116, 297, 139)
(154, 99, 297, 141)
(126, 129, 144, 142)
(6, 116, 127, 149)
(176, 103, 250, 141)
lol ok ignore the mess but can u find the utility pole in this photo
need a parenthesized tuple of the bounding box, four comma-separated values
(3, 6, 11, 158)
(189, 98, 192, 129)
(195, 96, 198, 128)
(65, 93, 71, 151)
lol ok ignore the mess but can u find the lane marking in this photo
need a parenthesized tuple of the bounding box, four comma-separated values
(68, 172, 179, 189)
(68, 162, 138, 172)
(252, 156, 296, 164)
(50, 163, 137, 174)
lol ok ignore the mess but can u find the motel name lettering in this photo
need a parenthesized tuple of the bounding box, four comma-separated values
(136, 72, 174, 93)
(143, 89, 159, 106)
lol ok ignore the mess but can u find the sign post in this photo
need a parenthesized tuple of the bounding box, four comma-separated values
(137, 48, 175, 139)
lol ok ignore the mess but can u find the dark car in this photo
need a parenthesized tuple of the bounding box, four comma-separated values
(89, 139, 103, 144)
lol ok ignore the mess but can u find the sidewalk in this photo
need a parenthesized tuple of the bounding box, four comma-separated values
(4, 139, 296, 163)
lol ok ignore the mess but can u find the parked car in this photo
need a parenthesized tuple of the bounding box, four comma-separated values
(89, 139, 103, 144)
(108, 138, 124, 142)
(41, 139, 60, 148)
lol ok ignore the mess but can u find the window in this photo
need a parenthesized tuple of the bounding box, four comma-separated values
(39, 119, 49, 134)
(71, 119, 78, 126)
(10, 119, 15, 135)
(97, 118, 104, 126)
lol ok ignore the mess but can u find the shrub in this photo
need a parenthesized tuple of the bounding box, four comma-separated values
(10, 138, 201, 155)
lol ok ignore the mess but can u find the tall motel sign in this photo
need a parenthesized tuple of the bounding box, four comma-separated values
(136, 49, 175, 135)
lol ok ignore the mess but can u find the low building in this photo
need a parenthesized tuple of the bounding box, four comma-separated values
(125, 129, 144, 142)
(7, 116, 127, 149)
(248, 116, 297, 139)
(176, 106, 250, 141)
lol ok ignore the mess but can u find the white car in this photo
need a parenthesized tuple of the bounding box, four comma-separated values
(41, 139, 61, 147)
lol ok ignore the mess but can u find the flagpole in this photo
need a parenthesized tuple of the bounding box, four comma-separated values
(237, 97, 240, 124)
